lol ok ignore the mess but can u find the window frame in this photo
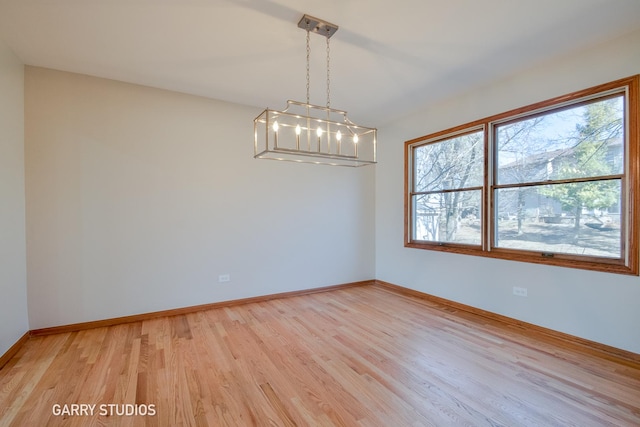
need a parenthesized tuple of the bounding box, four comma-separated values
(405, 75, 639, 275)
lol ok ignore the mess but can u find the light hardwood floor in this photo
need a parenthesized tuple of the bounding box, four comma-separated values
(1, 284, 639, 426)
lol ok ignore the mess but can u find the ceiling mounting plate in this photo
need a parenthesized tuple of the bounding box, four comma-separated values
(297, 14, 339, 38)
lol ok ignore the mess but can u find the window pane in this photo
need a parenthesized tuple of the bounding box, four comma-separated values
(494, 180, 621, 258)
(413, 190, 482, 245)
(414, 131, 483, 192)
(497, 96, 624, 185)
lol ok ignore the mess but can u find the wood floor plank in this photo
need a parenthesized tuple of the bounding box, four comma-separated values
(1, 284, 639, 426)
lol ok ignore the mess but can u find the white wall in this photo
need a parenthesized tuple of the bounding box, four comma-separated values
(25, 67, 375, 329)
(0, 41, 29, 355)
(376, 29, 640, 354)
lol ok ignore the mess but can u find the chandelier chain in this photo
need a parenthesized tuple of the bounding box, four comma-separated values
(306, 28, 311, 105)
(326, 32, 331, 109)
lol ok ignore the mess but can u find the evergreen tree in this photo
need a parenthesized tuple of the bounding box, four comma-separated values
(541, 99, 622, 234)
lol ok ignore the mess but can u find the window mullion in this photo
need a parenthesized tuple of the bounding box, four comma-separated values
(493, 174, 625, 190)
(485, 124, 493, 252)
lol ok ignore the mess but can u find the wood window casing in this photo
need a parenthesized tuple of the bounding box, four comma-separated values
(405, 75, 640, 275)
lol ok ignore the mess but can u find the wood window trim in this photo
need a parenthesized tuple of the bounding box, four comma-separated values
(405, 75, 640, 275)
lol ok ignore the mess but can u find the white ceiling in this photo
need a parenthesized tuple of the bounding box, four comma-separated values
(1, 0, 640, 126)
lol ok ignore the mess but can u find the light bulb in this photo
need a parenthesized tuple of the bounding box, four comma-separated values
(353, 134, 359, 143)
(294, 124, 301, 150)
(272, 121, 279, 132)
(336, 130, 342, 141)
(317, 127, 323, 137)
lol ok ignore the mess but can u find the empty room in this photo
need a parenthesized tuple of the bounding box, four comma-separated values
(1, 1, 640, 426)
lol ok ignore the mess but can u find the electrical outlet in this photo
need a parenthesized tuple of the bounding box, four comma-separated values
(218, 274, 230, 283)
(513, 286, 528, 297)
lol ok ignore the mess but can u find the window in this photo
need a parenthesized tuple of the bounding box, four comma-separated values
(405, 76, 639, 275)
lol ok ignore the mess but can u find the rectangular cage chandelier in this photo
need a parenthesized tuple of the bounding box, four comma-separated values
(254, 14, 377, 167)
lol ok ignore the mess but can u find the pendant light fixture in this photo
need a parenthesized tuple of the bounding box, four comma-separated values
(254, 14, 377, 167)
